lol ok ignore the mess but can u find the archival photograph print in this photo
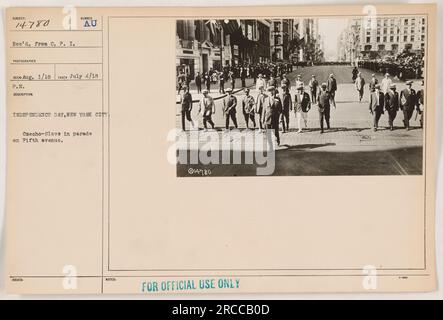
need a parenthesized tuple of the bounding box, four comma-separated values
(175, 16, 426, 176)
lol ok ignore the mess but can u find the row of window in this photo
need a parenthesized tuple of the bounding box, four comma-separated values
(364, 42, 425, 51)
(366, 27, 426, 35)
(366, 34, 425, 43)
(367, 25, 426, 36)
(366, 17, 426, 28)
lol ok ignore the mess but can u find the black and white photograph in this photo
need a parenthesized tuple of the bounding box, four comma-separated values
(175, 16, 426, 176)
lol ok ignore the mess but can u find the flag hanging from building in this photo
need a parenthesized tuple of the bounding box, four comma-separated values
(222, 20, 241, 35)
(205, 19, 241, 36)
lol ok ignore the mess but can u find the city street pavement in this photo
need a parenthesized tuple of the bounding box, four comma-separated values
(176, 65, 424, 176)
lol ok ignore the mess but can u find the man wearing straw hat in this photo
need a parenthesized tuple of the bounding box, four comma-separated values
(385, 83, 399, 131)
(262, 86, 282, 146)
(293, 84, 311, 133)
(400, 80, 417, 130)
(223, 87, 238, 130)
(242, 88, 256, 129)
(368, 84, 385, 132)
(198, 89, 215, 131)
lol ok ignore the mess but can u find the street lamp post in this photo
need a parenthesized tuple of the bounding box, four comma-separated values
(220, 25, 224, 71)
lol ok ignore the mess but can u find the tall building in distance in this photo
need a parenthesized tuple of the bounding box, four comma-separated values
(294, 18, 323, 64)
(338, 16, 426, 62)
(270, 19, 295, 62)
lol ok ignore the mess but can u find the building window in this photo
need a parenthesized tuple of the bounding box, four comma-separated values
(383, 28, 387, 34)
(404, 35, 408, 42)
(411, 35, 415, 41)
(422, 18, 425, 24)
(377, 36, 380, 42)
(421, 35, 425, 41)
(411, 18, 415, 25)
(422, 26, 425, 33)
(404, 19, 409, 26)
(383, 36, 386, 42)
(390, 36, 394, 42)
(366, 36, 371, 43)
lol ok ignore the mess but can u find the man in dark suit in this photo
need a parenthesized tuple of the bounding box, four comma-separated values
(242, 88, 256, 129)
(223, 88, 238, 130)
(240, 66, 247, 88)
(385, 84, 399, 131)
(293, 84, 311, 133)
(204, 72, 211, 92)
(368, 84, 385, 131)
(177, 71, 186, 94)
(263, 86, 282, 146)
(317, 83, 331, 134)
(180, 86, 195, 131)
(279, 83, 292, 133)
(327, 73, 337, 108)
(400, 80, 417, 130)
(219, 71, 225, 94)
(195, 72, 202, 93)
(416, 80, 424, 128)
(309, 75, 319, 104)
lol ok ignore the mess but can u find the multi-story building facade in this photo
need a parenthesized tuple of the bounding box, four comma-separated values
(176, 19, 272, 78)
(362, 16, 426, 56)
(270, 19, 294, 62)
(231, 20, 271, 65)
(176, 20, 229, 78)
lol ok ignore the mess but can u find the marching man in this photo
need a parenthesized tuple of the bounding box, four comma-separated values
(368, 84, 385, 132)
(280, 83, 292, 133)
(355, 72, 366, 102)
(223, 88, 238, 131)
(198, 89, 216, 131)
(317, 83, 331, 134)
(400, 80, 417, 131)
(293, 84, 311, 133)
(416, 80, 425, 128)
(180, 86, 195, 131)
(255, 85, 266, 131)
(262, 86, 282, 146)
(385, 84, 399, 131)
(242, 88, 256, 129)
